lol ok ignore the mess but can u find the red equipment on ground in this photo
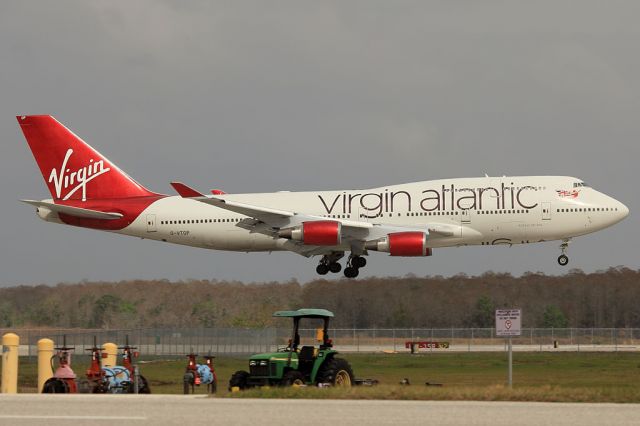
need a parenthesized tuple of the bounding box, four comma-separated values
(118, 335, 151, 394)
(41, 336, 78, 393)
(405, 341, 450, 354)
(183, 351, 218, 394)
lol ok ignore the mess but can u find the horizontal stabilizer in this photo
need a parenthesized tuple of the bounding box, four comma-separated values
(20, 200, 123, 220)
(170, 182, 203, 198)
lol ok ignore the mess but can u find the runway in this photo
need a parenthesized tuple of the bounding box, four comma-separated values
(1, 395, 640, 426)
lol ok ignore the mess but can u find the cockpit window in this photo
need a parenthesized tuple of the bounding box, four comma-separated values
(573, 182, 589, 188)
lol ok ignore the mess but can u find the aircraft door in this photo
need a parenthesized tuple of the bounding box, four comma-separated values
(357, 205, 372, 223)
(146, 214, 157, 232)
(460, 208, 471, 224)
(541, 202, 551, 220)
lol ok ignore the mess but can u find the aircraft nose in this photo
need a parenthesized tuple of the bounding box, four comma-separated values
(618, 201, 630, 219)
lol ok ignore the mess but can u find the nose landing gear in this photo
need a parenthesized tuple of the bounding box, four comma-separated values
(557, 239, 570, 266)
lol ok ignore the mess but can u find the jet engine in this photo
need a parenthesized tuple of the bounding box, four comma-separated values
(278, 221, 342, 246)
(365, 232, 432, 256)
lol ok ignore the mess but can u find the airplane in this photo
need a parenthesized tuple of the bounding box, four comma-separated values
(18, 115, 629, 278)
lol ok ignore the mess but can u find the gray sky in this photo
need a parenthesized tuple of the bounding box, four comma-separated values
(1, 1, 638, 286)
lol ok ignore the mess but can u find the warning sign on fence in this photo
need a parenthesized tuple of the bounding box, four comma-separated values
(495, 309, 521, 337)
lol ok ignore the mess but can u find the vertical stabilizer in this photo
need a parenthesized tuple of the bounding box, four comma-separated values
(17, 115, 156, 201)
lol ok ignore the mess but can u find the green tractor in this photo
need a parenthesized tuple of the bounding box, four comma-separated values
(228, 309, 354, 389)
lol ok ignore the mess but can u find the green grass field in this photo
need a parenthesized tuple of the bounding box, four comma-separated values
(9, 352, 640, 402)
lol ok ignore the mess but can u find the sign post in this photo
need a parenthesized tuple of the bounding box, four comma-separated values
(495, 309, 521, 388)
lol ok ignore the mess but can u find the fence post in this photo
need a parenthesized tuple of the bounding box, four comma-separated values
(393, 329, 396, 352)
(353, 328, 356, 350)
(430, 328, 434, 354)
(611, 328, 614, 350)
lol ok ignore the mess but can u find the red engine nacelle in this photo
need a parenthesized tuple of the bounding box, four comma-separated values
(278, 221, 342, 246)
(365, 232, 432, 256)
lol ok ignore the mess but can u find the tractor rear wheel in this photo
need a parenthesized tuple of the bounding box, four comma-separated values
(228, 370, 250, 391)
(281, 370, 305, 387)
(317, 357, 354, 387)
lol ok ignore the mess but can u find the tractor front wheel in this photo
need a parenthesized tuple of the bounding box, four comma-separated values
(228, 370, 250, 391)
(281, 370, 305, 387)
(317, 357, 354, 388)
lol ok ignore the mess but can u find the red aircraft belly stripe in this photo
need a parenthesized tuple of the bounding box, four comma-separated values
(57, 196, 166, 230)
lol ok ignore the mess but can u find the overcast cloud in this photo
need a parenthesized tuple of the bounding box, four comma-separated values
(1, 1, 638, 285)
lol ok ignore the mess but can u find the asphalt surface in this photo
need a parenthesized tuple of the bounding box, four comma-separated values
(1, 395, 640, 426)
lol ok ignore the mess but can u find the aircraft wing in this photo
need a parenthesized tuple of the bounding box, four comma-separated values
(178, 187, 461, 256)
(21, 200, 124, 220)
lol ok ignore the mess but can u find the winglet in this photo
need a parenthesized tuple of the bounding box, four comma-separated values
(170, 182, 203, 198)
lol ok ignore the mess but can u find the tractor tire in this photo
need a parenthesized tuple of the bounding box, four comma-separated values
(317, 357, 354, 387)
(228, 370, 250, 391)
(42, 378, 69, 393)
(281, 370, 305, 387)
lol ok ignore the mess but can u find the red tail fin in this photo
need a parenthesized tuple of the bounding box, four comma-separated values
(18, 115, 156, 201)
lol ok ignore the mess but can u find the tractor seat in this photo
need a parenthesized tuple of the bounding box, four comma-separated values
(298, 346, 316, 371)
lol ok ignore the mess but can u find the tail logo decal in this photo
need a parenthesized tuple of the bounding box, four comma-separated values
(48, 149, 111, 201)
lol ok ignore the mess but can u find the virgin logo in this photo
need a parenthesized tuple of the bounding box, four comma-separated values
(48, 149, 111, 201)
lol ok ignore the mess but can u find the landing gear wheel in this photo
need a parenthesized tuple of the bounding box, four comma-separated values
(353, 256, 366, 268)
(344, 267, 359, 278)
(316, 264, 329, 275)
(317, 357, 354, 387)
(328, 262, 342, 273)
(558, 254, 569, 266)
(281, 370, 305, 387)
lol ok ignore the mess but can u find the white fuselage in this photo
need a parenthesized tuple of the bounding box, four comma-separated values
(101, 176, 627, 254)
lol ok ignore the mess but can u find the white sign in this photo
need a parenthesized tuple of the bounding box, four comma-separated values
(496, 309, 521, 337)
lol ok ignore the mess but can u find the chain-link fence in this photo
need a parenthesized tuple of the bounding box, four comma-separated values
(3, 328, 639, 357)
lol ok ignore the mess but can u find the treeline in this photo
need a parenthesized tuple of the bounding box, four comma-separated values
(1, 267, 639, 329)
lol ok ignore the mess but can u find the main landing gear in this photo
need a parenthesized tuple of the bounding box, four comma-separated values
(343, 255, 366, 279)
(557, 239, 570, 266)
(315, 253, 366, 279)
(316, 252, 344, 276)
